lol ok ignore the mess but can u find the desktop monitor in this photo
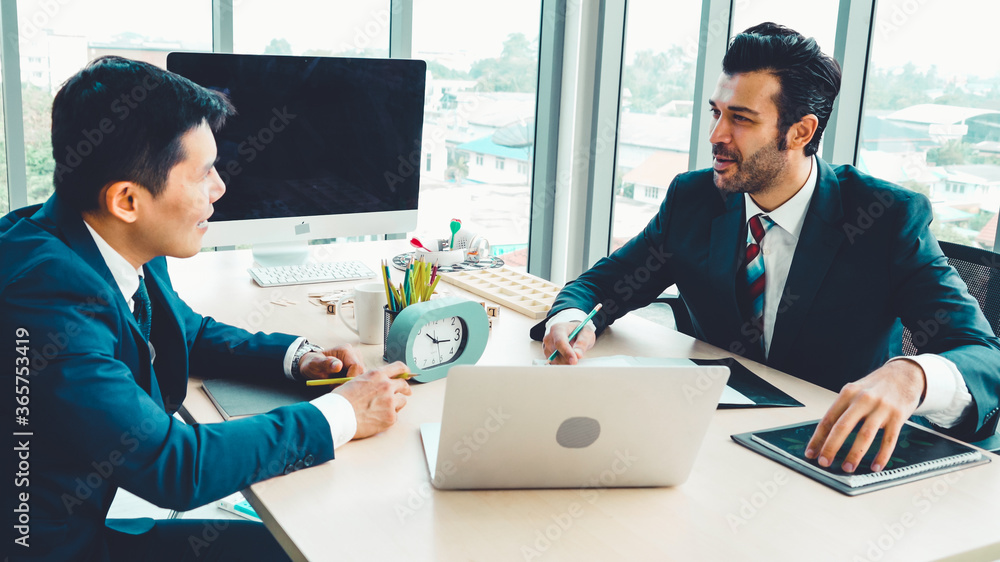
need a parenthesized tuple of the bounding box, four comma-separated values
(166, 52, 425, 265)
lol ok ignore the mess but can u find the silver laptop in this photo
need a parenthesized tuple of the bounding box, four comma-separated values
(420, 364, 729, 490)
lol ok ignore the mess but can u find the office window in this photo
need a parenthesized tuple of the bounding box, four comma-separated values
(234, 0, 389, 57)
(610, 0, 702, 249)
(16, 0, 211, 206)
(412, 0, 541, 270)
(859, 0, 1000, 249)
(730, 1, 838, 53)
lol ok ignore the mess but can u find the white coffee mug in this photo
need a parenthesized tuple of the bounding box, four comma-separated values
(337, 282, 387, 344)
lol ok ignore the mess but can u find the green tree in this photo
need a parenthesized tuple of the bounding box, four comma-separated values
(21, 83, 54, 205)
(864, 63, 938, 111)
(426, 60, 470, 81)
(469, 33, 537, 93)
(264, 38, 293, 55)
(932, 222, 975, 246)
(622, 46, 695, 114)
(927, 139, 975, 166)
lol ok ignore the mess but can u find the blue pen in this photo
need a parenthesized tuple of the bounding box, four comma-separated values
(548, 303, 603, 362)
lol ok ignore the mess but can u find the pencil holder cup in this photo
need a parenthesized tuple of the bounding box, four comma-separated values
(383, 305, 400, 361)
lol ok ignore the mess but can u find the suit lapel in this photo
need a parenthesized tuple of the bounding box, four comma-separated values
(768, 160, 846, 366)
(708, 192, 746, 322)
(143, 261, 189, 413)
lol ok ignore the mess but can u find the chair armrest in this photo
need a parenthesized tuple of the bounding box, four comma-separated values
(651, 295, 694, 336)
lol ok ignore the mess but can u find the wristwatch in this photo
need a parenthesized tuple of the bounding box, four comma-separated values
(291, 340, 325, 380)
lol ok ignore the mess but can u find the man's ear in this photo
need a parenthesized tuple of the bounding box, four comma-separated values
(787, 114, 819, 152)
(103, 181, 144, 224)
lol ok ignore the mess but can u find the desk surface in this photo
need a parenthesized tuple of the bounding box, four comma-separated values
(168, 242, 1000, 562)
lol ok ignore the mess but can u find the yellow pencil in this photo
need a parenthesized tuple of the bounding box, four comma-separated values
(306, 373, 412, 386)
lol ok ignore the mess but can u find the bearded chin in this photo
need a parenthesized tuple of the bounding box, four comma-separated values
(713, 141, 787, 195)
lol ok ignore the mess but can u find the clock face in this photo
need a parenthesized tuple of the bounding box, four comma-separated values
(411, 316, 466, 369)
(383, 296, 489, 382)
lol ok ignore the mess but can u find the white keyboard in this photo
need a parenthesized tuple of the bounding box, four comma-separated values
(248, 261, 377, 287)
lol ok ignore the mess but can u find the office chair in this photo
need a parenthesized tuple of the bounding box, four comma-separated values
(902, 241, 1000, 355)
(651, 292, 694, 336)
(898, 241, 1000, 453)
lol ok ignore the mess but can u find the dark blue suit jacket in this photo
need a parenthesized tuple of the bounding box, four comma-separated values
(1, 195, 335, 561)
(531, 159, 1000, 439)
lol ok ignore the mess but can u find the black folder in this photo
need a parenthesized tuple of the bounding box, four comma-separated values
(202, 378, 323, 420)
(692, 357, 803, 408)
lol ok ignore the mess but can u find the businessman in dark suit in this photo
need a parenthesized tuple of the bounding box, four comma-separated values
(533, 24, 1000, 475)
(1, 56, 411, 561)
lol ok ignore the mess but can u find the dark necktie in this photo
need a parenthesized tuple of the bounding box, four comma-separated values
(133, 276, 152, 341)
(744, 213, 774, 340)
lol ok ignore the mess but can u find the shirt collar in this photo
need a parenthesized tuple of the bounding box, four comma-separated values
(82, 220, 143, 312)
(743, 155, 818, 240)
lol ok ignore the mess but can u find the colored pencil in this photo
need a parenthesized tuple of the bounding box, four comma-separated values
(306, 373, 412, 386)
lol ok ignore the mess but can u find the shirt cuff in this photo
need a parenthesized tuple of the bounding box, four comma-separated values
(889, 354, 973, 428)
(309, 392, 358, 449)
(544, 309, 597, 338)
(283, 337, 307, 381)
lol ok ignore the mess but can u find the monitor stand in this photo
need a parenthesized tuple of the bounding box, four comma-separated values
(251, 241, 310, 267)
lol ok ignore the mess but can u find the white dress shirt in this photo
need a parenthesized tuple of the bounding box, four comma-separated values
(83, 221, 357, 448)
(548, 156, 972, 427)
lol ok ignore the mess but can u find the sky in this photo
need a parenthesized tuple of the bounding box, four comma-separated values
(14, 0, 1000, 79)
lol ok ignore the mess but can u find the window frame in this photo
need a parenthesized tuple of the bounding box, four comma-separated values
(2, 0, 994, 267)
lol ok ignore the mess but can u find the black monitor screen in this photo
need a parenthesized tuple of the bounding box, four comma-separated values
(167, 53, 424, 223)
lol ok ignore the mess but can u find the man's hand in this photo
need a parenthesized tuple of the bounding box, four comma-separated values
(806, 360, 926, 473)
(543, 321, 596, 365)
(299, 345, 366, 380)
(333, 361, 413, 439)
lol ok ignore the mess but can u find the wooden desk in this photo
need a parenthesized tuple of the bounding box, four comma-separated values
(168, 242, 1000, 562)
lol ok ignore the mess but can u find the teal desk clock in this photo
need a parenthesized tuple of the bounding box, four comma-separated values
(384, 296, 489, 382)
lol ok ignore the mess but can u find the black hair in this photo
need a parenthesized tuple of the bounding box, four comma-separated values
(722, 22, 842, 156)
(51, 56, 235, 212)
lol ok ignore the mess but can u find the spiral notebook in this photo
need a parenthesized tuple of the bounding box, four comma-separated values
(732, 420, 990, 496)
